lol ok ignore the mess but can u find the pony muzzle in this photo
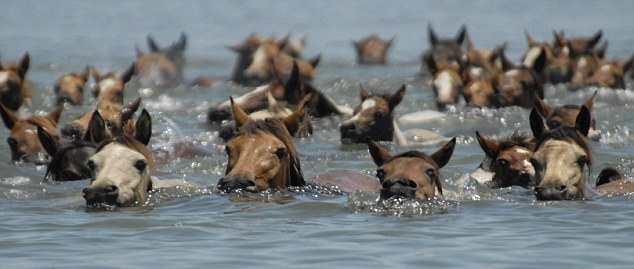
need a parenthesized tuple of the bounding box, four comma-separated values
(217, 175, 257, 193)
(380, 178, 419, 199)
(82, 185, 119, 207)
(534, 184, 569, 201)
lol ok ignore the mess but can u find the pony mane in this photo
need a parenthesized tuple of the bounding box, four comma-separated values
(537, 126, 592, 166)
(44, 140, 95, 181)
(238, 118, 305, 187)
(95, 135, 156, 171)
(497, 131, 536, 155)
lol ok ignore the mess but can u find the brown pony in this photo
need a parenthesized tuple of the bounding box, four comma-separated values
(584, 56, 633, 89)
(61, 98, 141, 140)
(38, 124, 96, 181)
(533, 91, 600, 141)
(476, 131, 537, 188)
(244, 39, 321, 83)
(0, 103, 62, 164)
(494, 48, 546, 108)
(425, 56, 464, 110)
(54, 66, 90, 105)
(217, 98, 305, 193)
(421, 24, 467, 75)
(353, 34, 395, 65)
(0, 52, 31, 111)
(91, 64, 135, 105)
(367, 137, 456, 200)
(228, 33, 269, 86)
(340, 85, 405, 144)
(529, 106, 593, 200)
(134, 33, 186, 88)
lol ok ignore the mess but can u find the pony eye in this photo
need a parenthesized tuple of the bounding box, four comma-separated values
(548, 121, 561, 129)
(426, 169, 436, 178)
(7, 138, 18, 147)
(577, 156, 588, 167)
(134, 160, 147, 171)
(496, 159, 509, 167)
(376, 169, 386, 180)
(275, 148, 287, 159)
(374, 111, 385, 118)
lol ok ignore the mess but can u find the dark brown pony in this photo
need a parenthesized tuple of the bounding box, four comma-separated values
(0, 52, 31, 111)
(494, 48, 547, 108)
(340, 85, 405, 144)
(134, 33, 186, 88)
(91, 64, 135, 105)
(476, 131, 537, 188)
(38, 125, 96, 181)
(54, 66, 90, 105)
(585, 56, 633, 89)
(367, 137, 456, 200)
(1, 103, 63, 164)
(533, 91, 600, 141)
(353, 34, 395, 65)
(421, 24, 467, 75)
(217, 98, 305, 193)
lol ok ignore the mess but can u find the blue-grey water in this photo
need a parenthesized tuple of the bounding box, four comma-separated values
(2, 1, 634, 268)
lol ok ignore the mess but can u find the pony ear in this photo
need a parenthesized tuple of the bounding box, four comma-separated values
(596, 42, 608, 59)
(428, 24, 438, 46)
(575, 105, 591, 137)
(584, 91, 597, 111)
(366, 137, 392, 167)
(589, 30, 603, 48)
(283, 93, 312, 136)
(388, 84, 406, 111)
(456, 25, 467, 46)
(284, 62, 303, 104)
(475, 131, 499, 159)
(80, 65, 90, 82)
(135, 109, 152, 145)
(120, 63, 135, 83)
(532, 48, 547, 74)
(525, 30, 536, 45)
(83, 110, 108, 144)
(121, 97, 142, 123)
(530, 107, 546, 140)
(431, 137, 456, 168)
(176, 32, 187, 51)
(308, 54, 321, 68)
(47, 105, 64, 124)
(91, 66, 102, 82)
(147, 35, 160, 52)
(0, 103, 18, 129)
(532, 92, 552, 118)
(18, 52, 30, 79)
(230, 97, 251, 129)
(359, 84, 369, 101)
(37, 125, 59, 156)
(553, 31, 567, 47)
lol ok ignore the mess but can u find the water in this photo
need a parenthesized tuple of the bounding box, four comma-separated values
(2, 1, 634, 268)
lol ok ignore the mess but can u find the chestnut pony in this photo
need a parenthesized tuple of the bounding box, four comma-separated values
(476, 131, 536, 188)
(0, 52, 31, 111)
(367, 137, 456, 200)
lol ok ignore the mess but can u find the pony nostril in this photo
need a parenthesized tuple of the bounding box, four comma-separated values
(340, 124, 356, 133)
(397, 179, 418, 189)
(557, 185, 567, 192)
(217, 177, 257, 193)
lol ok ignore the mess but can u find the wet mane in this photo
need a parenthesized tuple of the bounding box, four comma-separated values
(384, 150, 434, 165)
(494, 132, 535, 157)
(236, 118, 305, 187)
(536, 126, 592, 166)
(95, 135, 156, 171)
